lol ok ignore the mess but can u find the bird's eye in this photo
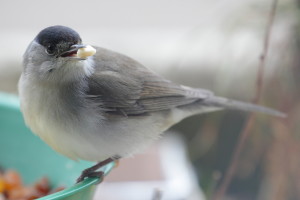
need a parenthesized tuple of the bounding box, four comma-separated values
(45, 44, 56, 55)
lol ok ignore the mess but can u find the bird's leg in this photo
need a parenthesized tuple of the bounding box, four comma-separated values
(76, 157, 115, 183)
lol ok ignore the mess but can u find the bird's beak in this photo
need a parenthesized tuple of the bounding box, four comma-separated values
(59, 44, 96, 59)
(60, 44, 86, 57)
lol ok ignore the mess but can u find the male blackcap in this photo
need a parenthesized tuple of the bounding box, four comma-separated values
(19, 25, 285, 182)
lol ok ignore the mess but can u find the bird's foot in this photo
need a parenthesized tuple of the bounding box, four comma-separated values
(76, 157, 115, 183)
(76, 170, 104, 183)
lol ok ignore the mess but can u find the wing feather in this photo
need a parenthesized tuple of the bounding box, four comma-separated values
(86, 47, 211, 117)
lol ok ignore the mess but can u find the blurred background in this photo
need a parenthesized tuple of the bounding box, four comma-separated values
(0, 0, 299, 199)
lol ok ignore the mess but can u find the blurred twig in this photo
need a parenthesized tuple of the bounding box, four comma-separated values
(213, 0, 278, 199)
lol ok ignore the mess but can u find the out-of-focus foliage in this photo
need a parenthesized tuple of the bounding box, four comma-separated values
(171, 1, 300, 199)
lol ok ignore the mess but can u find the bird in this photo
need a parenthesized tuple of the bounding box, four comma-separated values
(18, 25, 285, 183)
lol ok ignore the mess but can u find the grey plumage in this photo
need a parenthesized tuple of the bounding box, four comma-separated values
(19, 25, 285, 167)
(86, 47, 284, 118)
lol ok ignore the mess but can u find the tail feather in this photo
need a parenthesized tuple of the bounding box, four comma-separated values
(204, 96, 286, 118)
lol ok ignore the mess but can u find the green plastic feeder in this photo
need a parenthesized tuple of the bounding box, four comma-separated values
(0, 92, 115, 200)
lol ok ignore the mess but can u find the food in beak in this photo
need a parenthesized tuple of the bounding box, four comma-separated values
(77, 45, 96, 59)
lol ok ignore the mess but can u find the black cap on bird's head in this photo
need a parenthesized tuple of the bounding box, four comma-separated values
(35, 25, 85, 57)
(23, 25, 96, 81)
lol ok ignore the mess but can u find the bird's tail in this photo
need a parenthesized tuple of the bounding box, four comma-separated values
(203, 96, 286, 117)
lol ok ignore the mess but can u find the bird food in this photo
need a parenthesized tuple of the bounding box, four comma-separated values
(77, 45, 96, 59)
(0, 169, 64, 200)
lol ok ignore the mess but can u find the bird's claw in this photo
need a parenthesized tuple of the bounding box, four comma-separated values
(76, 170, 104, 183)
